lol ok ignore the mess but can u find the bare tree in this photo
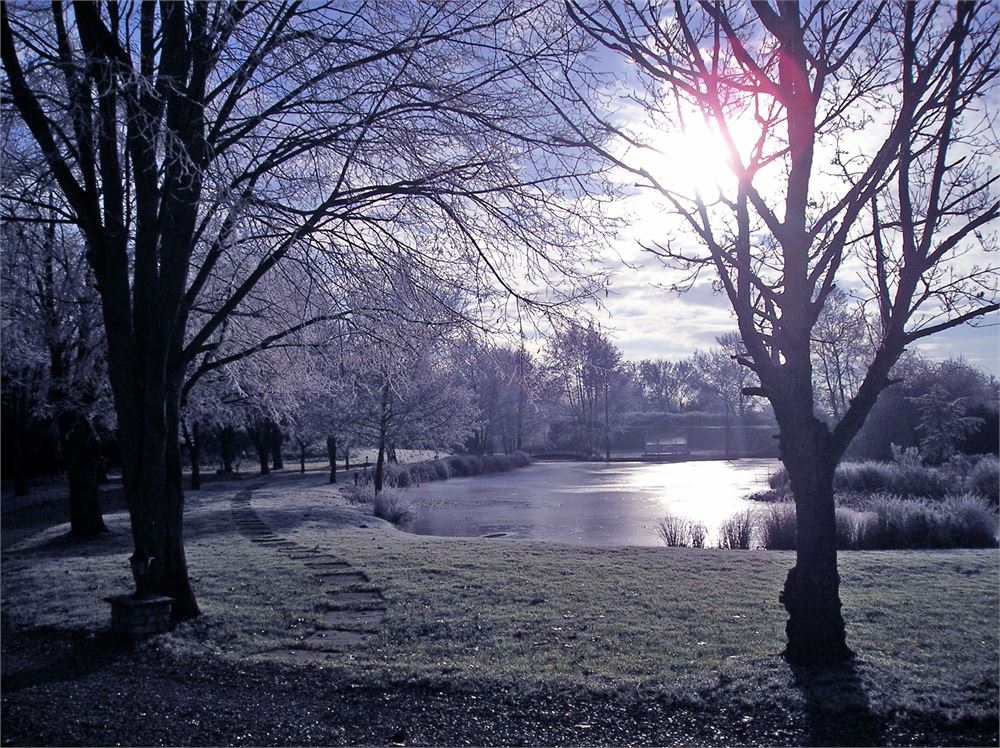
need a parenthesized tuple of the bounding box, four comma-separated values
(547, 321, 624, 457)
(2, 1, 608, 618)
(570, 1, 999, 662)
(636, 358, 700, 412)
(812, 289, 873, 420)
(693, 333, 761, 458)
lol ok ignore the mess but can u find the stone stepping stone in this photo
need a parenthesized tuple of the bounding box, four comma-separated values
(302, 559, 351, 569)
(259, 648, 340, 663)
(321, 609, 387, 629)
(300, 629, 371, 648)
(323, 591, 383, 607)
(286, 550, 324, 559)
(313, 571, 369, 586)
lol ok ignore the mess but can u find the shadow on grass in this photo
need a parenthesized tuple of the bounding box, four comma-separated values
(791, 659, 883, 747)
(1, 625, 132, 695)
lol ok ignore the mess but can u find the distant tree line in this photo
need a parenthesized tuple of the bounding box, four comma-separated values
(6, 306, 994, 496)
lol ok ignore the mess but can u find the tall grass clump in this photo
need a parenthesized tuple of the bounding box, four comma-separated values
(689, 522, 707, 548)
(835, 507, 860, 549)
(967, 455, 999, 505)
(443, 451, 532, 479)
(342, 484, 375, 505)
(656, 514, 690, 547)
(373, 489, 412, 524)
(768, 467, 789, 490)
(854, 494, 998, 549)
(757, 504, 864, 550)
(766, 460, 952, 499)
(380, 451, 533, 488)
(939, 494, 999, 547)
(718, 510, 756, 549)
(759, 503, 796, 550)
(384, 463, 413, 488)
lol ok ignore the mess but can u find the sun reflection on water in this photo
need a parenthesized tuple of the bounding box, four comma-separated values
(402, 459, 780, 547)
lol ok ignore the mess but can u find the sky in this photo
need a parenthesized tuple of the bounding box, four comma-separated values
(591, 178, 1000, 377)
(579, 24, 1000, 380)
(595, 261, 1000, 377)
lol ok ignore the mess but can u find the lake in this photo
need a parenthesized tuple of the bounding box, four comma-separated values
(399, 458, 780, 546)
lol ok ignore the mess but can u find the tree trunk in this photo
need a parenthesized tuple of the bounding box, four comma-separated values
(777, 411, 850, 665)
(269, 422, 284, 470)
(220, 426, 236, 474)
(326, 436, 337, 483)
(248, 421, 270, 475)
(604, 379, 610, 462)
(120, 376, 198, 621)
(63, 413, 106, 537)
(11, 400, 30, 497)
(94, 439, 109, 485)
(299, 439, 307, 474)
(374, 382, 390, 493)
(723, 407, 733, 460)
(344, 446, 350, 473)
(182, 420, 201, 491)
(374, 438, 386, 494)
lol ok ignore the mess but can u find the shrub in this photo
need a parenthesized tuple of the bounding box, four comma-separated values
(967, 455, 999, 505)
(373, 489, 412, 524)
(657, 514, 690, 547)
(689, 522, 707, 548)
(718, 510, 756, 549)
(432, 459, 452, 481)
(445, 455, 473, 477)
(511, 450, 532, 468)
(759, 503, 796, 550)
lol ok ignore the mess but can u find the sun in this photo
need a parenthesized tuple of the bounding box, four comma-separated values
(641, 111, 760, 198)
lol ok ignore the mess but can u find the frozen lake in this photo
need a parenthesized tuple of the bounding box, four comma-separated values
(399, 458, 780, 546)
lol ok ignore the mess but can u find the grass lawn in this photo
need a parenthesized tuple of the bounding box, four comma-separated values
(2, 470, 997, 744)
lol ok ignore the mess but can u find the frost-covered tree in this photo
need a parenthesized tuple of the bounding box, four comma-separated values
(1, 212, 110, 534)
(2, 2, 608, 616)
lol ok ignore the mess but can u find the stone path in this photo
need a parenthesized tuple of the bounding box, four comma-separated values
(230, 486, 386, 663)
